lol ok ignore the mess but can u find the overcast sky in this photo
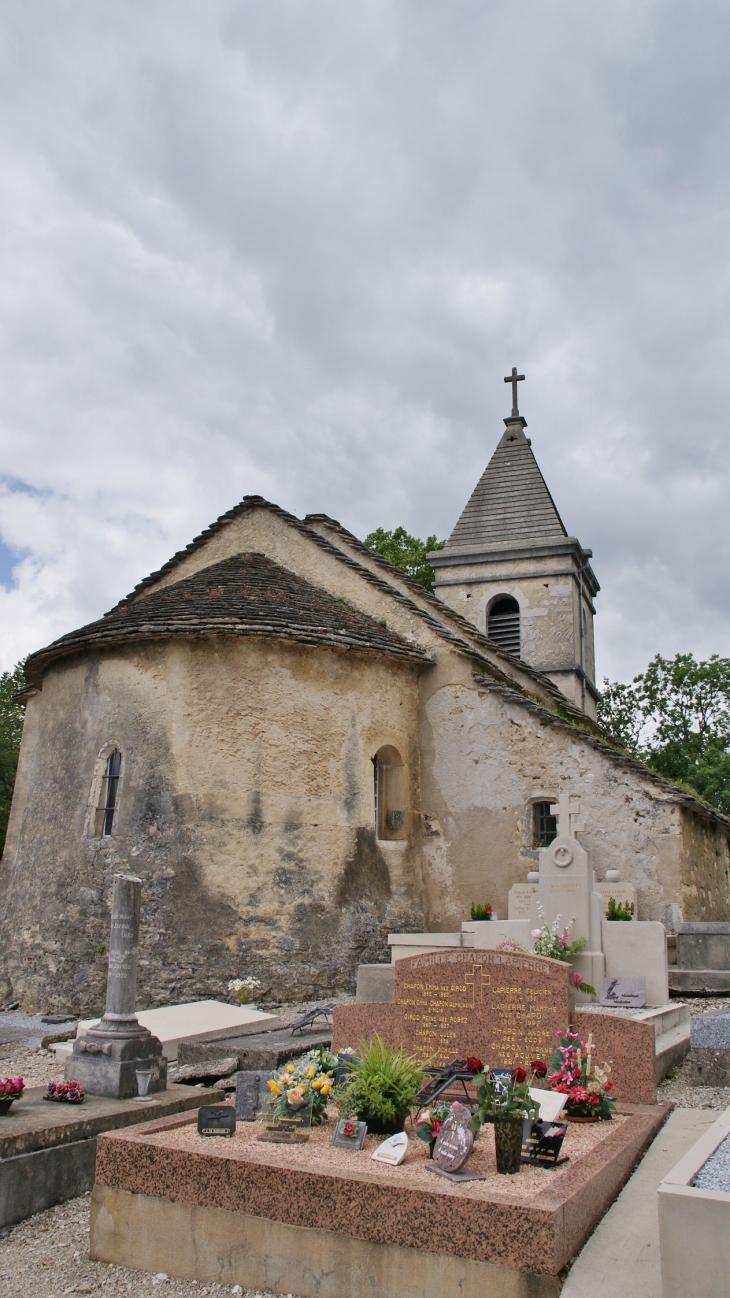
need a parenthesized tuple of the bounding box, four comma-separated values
(1, 1, 729, 684)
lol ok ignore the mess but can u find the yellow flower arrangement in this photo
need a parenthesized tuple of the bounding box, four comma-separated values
(268, 1047, 338, 1126)
(266, 1080, 281, 1096)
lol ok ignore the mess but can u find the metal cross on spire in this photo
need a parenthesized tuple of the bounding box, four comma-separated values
(504, 366, 525, 417)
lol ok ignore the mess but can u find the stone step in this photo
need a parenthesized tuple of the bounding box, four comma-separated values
(669, 969, 730, 995)
(634, 1004, 690, 1082)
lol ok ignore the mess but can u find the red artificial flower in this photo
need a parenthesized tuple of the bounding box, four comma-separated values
(568, 1086, 589, 1104)
(466, 1056, 483, 1074)
(604, 1080, 615, 1091)
(511, 1067, 528, 1085)
(343, 1121, 355, 1137)
(530, 1060, 548, 1078)
(431, 1120, 443, 1138)
(589, 1094, 600, 1105)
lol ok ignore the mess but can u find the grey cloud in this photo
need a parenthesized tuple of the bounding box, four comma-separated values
(1, 0, 730, 682)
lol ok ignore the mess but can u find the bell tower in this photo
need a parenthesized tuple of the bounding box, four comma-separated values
(430, 370, 600, 717)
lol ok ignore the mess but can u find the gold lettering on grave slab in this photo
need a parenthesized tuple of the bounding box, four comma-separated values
(396, 950, 568, 1068)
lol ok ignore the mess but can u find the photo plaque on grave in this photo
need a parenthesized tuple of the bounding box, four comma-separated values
(521, 1118, 568, 1167)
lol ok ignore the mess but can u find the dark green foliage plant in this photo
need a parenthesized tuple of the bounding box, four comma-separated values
(598, 653, 730, 816)
(335, 1035, 424, 1123)
(605, 897, 635, 921)
(0, 661, 26, 856)
(470, 903, 493, 921)
(363, 527, 445, 593)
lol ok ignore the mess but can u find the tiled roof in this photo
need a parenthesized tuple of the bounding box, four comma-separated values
(445, 420, 567, 552)
(25, 552, 430, 684)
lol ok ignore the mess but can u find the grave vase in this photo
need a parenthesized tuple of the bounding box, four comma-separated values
(493, 1116, 523, 1175)
(359, 1109, 409, 1136)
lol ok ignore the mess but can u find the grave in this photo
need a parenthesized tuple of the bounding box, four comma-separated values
(334, 947, 659, 1104)
(55, 1000, 278, 1064)
(89, 1096, 671, 1297)
(670, 923, 730, 995)
(394, 790, 669, 1007)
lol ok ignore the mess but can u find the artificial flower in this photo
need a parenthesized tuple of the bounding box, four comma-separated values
(466, 1056, 483, 1074)
(530, 1060, 548, 1078)
(286, 1086, 305, 1105)
(267, 1080, 282, 1096)
(511, 1067, 527, 1084)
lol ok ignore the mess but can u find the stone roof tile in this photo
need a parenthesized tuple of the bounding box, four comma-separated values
(25, 552, 430, 684)
(445, 421, 567, 551)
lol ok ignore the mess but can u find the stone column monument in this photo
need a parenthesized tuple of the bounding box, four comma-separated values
(65, 873, 167, 1098)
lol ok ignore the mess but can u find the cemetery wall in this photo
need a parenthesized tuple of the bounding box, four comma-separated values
(0, 634, 425, 1014)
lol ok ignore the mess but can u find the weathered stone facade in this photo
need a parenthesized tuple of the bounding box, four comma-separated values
(2, 438, 729, 1015)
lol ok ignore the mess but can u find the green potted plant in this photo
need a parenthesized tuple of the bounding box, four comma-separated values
(471, 1067, 538, 1174)
(605, 896, 635, 921)
(470, 903, 493, 921)
(335, 1036, 424, 1135)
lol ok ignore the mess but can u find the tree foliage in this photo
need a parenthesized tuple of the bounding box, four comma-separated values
(363, 527, 445, 592)
(598, 653, 730, 815)
(0, 661, 26, 856)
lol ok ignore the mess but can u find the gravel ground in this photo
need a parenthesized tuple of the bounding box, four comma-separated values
(694, 1131, 730, 1190)
(0, 1194, 302, 1298)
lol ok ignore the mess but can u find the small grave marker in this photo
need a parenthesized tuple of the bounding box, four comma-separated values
(521, 1119, 568, 1167)
(332, 1118, 368, 1150)
(370, 1132, 408, 1165)
(234, 1070, 270, 1121)
(197, 1105, 236, 1138)
(599, 977, 646, 1008)
(431, 1102, 473, 1173)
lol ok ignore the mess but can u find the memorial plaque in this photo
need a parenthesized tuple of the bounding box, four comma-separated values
(521, 1118, 568, 1167)
(508, 883, 537, 920)
(197, 1105, 236, 1137)
(332, 1118, 368, 1150)
(371, 1132, 408, 1165)
(599, 976, 646, 1008)
(235, 1070, 269, 1121)
(529, 1087, 568, 1123)
(257, 1090, 313, 1144)
(432, 1102, 474, 1172)
(393, 949, 572, 1068)
(594, 883, 637, 918)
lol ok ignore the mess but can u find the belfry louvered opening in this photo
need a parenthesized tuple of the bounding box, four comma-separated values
(487, 596, 521, 656)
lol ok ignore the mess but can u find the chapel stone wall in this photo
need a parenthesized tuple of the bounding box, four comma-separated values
(416, 677, 729, 931)
(0, 635, 425, 1014)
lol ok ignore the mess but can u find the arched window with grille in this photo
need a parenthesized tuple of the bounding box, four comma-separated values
(487, 596, 520, 656)
(95, 749, 122, 837)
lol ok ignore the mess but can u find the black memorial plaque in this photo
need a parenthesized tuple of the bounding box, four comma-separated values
(521, 1118, 569, 1167)
(197, 1105, 236, 1138)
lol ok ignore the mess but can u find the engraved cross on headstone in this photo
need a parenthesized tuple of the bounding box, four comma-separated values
(504, 366, 525, 417)
(550, 794, 585, 838)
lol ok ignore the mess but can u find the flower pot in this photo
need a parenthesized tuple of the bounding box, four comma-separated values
(0, 1094, 20, 1114)
(493, 1116, 524, 1174)
(359, 1110, 409, 1136)
(565, 1113, 601, 1123)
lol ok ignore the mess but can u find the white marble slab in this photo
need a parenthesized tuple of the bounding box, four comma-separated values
(53, 1000, 278, 1062)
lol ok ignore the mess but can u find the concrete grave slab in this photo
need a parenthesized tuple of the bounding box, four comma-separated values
(690, 1013, 730, 1050)
(56, 1001, 278, 1063)
(658, 1103, 730, 1298)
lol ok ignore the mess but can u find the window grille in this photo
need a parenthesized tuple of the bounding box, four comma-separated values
(533, 801, 557, 849)
(487, 597, 520, 656)
(96, 749, 122, 837)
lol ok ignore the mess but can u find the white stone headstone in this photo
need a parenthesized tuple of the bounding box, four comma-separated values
(530, 809, 605, 999)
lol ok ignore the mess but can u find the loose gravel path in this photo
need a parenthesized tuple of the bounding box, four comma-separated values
(0, 1194, 293, 1298)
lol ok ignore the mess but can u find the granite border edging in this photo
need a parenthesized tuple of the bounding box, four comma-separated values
(93, 1104, 671, 1275)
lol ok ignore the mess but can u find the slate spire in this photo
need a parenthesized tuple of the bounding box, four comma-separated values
(445, 415, 568, 552)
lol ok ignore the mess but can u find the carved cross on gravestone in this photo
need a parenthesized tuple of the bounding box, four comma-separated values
(550, 794, 585, 839)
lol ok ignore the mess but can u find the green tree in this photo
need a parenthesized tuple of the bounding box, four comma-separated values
(0, 661, 26, 856)
(363, 527, 445, 593)
(598, 653, 730, 815)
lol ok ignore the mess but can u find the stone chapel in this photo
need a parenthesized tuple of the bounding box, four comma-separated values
(1, 387, 729, 1013)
